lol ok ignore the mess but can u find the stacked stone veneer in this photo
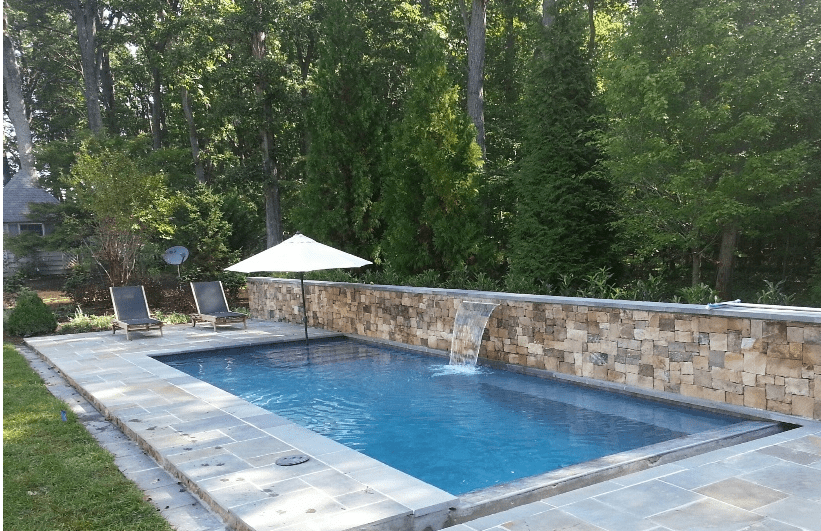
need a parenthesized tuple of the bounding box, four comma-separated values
(248, 278, 821, 420)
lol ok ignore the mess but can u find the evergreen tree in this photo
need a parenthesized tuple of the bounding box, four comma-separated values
(381, 29, 485, 275)
(508, 2, 611, 287)
(294, 0, 421, 258)
(293, 0, 385, 257)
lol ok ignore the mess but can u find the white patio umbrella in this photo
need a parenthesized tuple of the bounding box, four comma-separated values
(226, 233, 371, 342)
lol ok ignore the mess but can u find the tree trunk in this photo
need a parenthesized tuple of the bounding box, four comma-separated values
(252, 27, 282, 247)
(73, 0, 104, 135)
(265, 182, 282, 249)
(151, 66, 165, 149)
(587, 0, 595, 57)
(3, 31, 37, 184)
(180, 87, 206, 183)
(461, 0, 487, 157)
(691, 248, 701, 286)
(542, 0, 556, 28)
(715, 224, 739, 299)
(100, 49, 118, 134)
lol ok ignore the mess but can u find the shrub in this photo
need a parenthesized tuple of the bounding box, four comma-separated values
(63, 263, 108, 306)
(676, 283, 720, 305)
(576, 267, 615, 299)
(57, 308, 114, 334)
(407, 269, 442, 288)
(360, 266, 403, 287)
(445, 268, 471, 290)
(756, 280, 795, 306)
(5, 288, 58, 336)
(503, 273, 540, 295)
(614, 274, 667, 302)
(3, 270, 28, 296)
(466, 272, 500, 292)
(216, 271, 247, 303)
(152, 310, 190, 324)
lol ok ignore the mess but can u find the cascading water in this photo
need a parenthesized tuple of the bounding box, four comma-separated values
(449, 301, 499, 366)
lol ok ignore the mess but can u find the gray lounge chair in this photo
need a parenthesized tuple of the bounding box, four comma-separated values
(110, 285, 164, 340)
(190, 281, 248, 331)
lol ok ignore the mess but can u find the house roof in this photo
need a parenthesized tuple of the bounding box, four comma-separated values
(3, 173, 59, 224)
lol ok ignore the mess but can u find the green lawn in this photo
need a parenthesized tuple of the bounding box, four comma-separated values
(3, 343, 174, 531)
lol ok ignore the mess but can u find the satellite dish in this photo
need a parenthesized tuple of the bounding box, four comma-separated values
(163, 246, 189, 265)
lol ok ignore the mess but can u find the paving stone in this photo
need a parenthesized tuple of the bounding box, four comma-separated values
(695, 477, 788, 511)
(334, 487, 393, 510)
(145, 482, 203, 511)
(608, 464, 687, 487)
(756, 444, 821, 465)
(778, 435, 821, 457)
(300, 468, 371, 497)
(594, 480, 704, 519)
(170, 413, 247, 434)
(456, 502, 552, 530)
(203, 476, 271, 509)
(232, 487, 346, 531)
(501, 509, 604, 531)
(302, 498, 413, 531)
(174, 452, 252, 482)
(114, 451, 163, 473)
(738, 518, 802, 531)
(21, 319, 821, 531)
(561, 497, 658, 531)
(719, 451, 784, 473)
(123, 466, 182, 489)
(661, 462, 742, 490)
(741, 462, 821, 500)
(650, 498, 763, 531)
(220, 423, 270, 442)
(223, 436, 293, 460)
(753, 496, 821, 531)
(540, 480, 625, 508)
(166, 445, 233, 466)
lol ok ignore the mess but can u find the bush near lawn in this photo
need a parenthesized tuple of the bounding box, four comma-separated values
(2, 344, 175, 531)
(5, 288, 58, 336)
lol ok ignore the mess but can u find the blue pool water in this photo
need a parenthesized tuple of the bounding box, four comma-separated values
(160, 338, 740, 495)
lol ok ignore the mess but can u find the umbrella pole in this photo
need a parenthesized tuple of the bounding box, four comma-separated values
(300, 272, 308, 344)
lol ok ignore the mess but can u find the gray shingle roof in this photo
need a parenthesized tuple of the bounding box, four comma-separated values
(3, 173, 59, 224)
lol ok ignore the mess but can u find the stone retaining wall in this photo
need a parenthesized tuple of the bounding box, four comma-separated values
(248, 278, 821, 420)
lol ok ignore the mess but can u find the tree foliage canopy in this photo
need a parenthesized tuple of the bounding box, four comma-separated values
(4, 0, 820, 303)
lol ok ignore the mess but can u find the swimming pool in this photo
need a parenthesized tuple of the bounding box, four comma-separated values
(160, 337, 745, 495)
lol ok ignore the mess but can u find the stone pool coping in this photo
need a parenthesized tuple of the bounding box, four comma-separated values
(24, 320, 821, 531)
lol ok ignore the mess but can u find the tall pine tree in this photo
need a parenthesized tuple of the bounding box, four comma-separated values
(508, 1, 611, 287)
(381, 29, 485, 275)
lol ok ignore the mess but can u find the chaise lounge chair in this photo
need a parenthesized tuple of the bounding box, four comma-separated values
(190, 281, 248, 331)
(110, 285, 164, 340)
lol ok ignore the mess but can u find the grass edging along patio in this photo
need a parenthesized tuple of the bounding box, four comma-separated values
(2, 343, 176, 531)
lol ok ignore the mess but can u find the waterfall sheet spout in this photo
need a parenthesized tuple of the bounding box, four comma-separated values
(449, 301, 499, 366)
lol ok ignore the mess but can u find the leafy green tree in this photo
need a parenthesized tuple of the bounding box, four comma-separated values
(381, 28, 485, 275)
(601, 0, 818, 298)
(69, 139, 177, 235)
(65, 138, 179, 284)
(508, 1, 611, 287)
